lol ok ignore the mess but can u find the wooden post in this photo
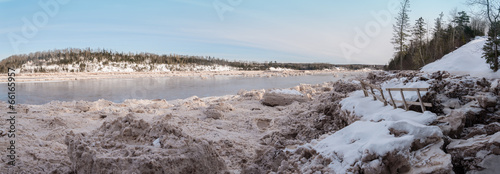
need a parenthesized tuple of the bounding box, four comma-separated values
(416, 89, 425, 112)
(370, 86, 376, 101)
(400, 89, 408, 111)
(361, 82, 368, 97)
(380, 88, 387, 106)
(388, 89, 396, 109)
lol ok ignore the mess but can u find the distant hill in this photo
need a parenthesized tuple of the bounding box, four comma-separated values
(0, 48, 384, 73)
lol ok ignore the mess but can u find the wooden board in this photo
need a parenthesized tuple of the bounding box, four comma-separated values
(393, 100, 433, 107)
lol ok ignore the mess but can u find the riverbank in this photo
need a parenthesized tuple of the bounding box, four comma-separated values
(0, 69, 372, 82)
(0, 79, 356, 173)
(1, 71, 498, 173)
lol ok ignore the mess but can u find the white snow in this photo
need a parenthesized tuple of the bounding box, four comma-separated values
(269, 67, 293, 71)
(153, 138, 161, 148)
(305, 79, 441, 173)
(340, 91, 436, 124)
(421, 36, 500, 78)
(20, 60, 241, 73)
(269, 89, 303, 96)
(380, 78, 430, 104)
(314, 120, 442, 173)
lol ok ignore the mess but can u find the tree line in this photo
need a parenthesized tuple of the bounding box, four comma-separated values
(388, 0, 487, 70)
(0, 48, 366, 73)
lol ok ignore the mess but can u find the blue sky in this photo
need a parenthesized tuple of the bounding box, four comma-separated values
(0, 0, 467, 64)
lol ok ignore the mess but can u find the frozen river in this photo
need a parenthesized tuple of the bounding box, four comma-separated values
(2, 73, 353, 105)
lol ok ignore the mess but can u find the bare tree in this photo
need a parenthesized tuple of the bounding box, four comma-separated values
(470, 15, 487, 35)
(434, 12, 445, 60)
(392, 0, 411, 70)
(449, 8, 458, 48)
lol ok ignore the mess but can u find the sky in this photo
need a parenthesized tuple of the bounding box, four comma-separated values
(0, 0, 468, 64)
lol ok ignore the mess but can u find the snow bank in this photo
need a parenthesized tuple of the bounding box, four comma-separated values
(421, 37, 500, 78)
(314, 120, 442, 173)
(380, 78, 430, 103)
(340, 91, 436, 125)
(300, 78, 450, 173)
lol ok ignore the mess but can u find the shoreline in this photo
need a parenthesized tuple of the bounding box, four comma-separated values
(1, 70, 368, 105)
(0, 69, 373, 82)
(2, 71, 498, 173)
(0, 79, 353, 173)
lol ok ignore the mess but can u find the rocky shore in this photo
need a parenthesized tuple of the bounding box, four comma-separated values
(0, 70, 498, 173)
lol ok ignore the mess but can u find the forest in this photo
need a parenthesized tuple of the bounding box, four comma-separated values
(388, 0, 487, 70)
(0, 48, 382, 73)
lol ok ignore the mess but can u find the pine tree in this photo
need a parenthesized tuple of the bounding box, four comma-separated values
(453, 11, 471, 44)
(483, 21, 500, 72)
(413, 17, 427, 66)
(453, 11, 471, 28)
(392, 0, 411, 70)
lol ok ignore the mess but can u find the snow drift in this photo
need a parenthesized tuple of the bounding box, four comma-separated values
(421, 36, 500, 78)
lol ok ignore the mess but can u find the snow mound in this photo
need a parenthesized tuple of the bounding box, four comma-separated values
(421, 37, 500, 78)
(314, 120, 443, 173)
(65, 114, 227, 173)
(261, 89, 308, 107)
(340, 91, 436, 125)
(269, 89, 303, 96)
(292, 78, 453, 173)
(341, 78, 435, 124)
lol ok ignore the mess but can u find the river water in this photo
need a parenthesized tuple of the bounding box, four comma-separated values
(2, 73, 352, 105)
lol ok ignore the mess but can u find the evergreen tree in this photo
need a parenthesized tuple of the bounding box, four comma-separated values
(412, 17, 427, 66)
(483, 21, 500, 72)
(453, 11, 471, 28)
(453, 11, 471, 44)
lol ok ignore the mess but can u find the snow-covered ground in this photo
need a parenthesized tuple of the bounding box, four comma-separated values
(288, 36, 500, 173)
(292, 78, 450, 173)
(269, 67, 293, 71)
(269, 89, 304, 96)
(421, 36, 500, 78)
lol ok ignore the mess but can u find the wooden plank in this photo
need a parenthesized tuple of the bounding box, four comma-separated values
(393, 100, 432, 107)
(387, 89, 396, 109)
(361, 81, 383, 91)
(385, 88, 429, 91)
(400, 89, 408, 111)
(417, 89, 426, 112)
(365, 91, 386, 104)
(370, 86, 377, 101)
(380, 89, 386, 101)
(361, 83, 368, 97)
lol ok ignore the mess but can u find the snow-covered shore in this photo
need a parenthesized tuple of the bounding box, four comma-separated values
(0, 79, 359, 173)
(0, 69, 369, 83)
(1, 69, 499, 173)
(2, 36, 500, 173)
